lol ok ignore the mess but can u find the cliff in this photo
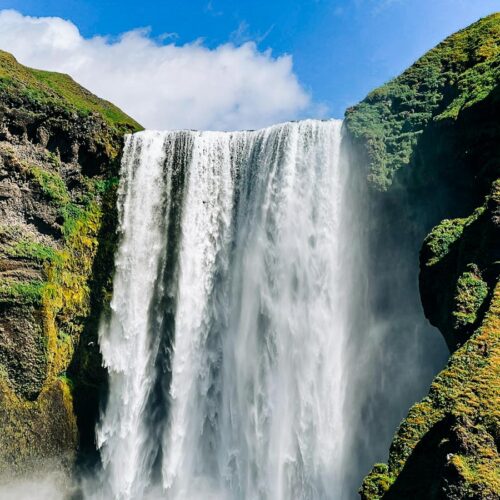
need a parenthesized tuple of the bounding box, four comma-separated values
(0, 50, 141, 475)
(346, 14, 500, 499)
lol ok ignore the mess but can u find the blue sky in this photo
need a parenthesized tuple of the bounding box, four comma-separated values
(0, 1, 498, 128)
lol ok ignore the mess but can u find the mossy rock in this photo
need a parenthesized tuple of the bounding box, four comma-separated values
(361, 281, 500, 499)
(0, 376, 77, 476)
(420, 180, 500, 350)
(345, 13, 500, 190)
(354, 14, 500, 498)
(0, 50, 129, 473)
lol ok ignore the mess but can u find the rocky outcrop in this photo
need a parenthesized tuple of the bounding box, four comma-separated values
(420, 181, 500, 351)
(359, 187, 499, 499)
(0, 50, 141, 475)
(345, 13, 500, 499)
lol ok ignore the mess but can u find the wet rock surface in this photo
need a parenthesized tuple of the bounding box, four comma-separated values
(0, 50, 140, 476)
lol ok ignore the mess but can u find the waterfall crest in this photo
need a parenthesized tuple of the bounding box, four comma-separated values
(95, 120, 356, 499)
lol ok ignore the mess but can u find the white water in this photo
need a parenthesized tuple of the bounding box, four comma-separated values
(97, 132, 170, 499)
(95, 120, 357, 499)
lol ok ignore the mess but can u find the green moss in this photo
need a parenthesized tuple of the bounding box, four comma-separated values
(361, 282, 500, 499)
(0, 47, 130, 473)
(0, 376, 78, 475)
(423, 218, 466, 266)
(7, 240, 61, 264)
(359, 463, 393, 499)
(351, 13, 500, 499)
(423, 204, 486, 267)
(41, 191, 104, 379)
(0, 162, 115, 448)
(57, 373, 74, 392)
(45, 151, 61, 169)
(362, 174, 500, 497)
(59, 203, 84, 237)
(345, 13, 500, 189)
(29, 165, 70, 206)
(92, 176, 119, 195)
(0, 50, 141, 136)
(453, 266, 489, 328)
(0, 279, 45, 305)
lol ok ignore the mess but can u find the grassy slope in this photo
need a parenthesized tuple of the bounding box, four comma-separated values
(0, 50, 141, 136)
(345, 13, 500, 190)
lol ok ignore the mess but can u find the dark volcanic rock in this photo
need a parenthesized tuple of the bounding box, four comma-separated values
(0, 50, 141, 476)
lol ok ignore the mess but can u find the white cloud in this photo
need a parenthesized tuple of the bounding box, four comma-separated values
(0, 10, 313, 131)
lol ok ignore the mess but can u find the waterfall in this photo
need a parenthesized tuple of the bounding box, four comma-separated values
(93, 120, 355, 499)
(90, 119, 445, 500)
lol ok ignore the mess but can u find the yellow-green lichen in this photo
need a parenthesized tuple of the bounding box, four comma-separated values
(453, 265, 489, 328)
(29, 165, 70, 206)
(361, 282, 500, 499)
(41, 199, 103, 379)
(0, 376, 77, 475)
(0, 173, 112, 470)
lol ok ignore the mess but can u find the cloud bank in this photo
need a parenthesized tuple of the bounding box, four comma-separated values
(0, 10, 311, 130)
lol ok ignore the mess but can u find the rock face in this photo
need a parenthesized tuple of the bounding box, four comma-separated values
(346, 14, 500, 499)
(0, 50, 141, 475)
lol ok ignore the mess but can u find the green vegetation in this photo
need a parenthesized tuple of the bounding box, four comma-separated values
(423, 205, 485, 267)
(423, 218, 466, 266)
(361, 283, 500, 499)
(0, 279, 45, 305)
(0, 376, 77, 474)
(29, 165, 70, 206)
(359, 464, 393, 499)
(7, 240, 61, 264)
(41, 193, 104, 378)
(57, 373, 75, 391)
(355, 14, 500, 498)
(0, 172, 115, 468)
(0, 49, 126, 473)
(59, 202, 85, 237)
(345, 13, 500, 189)
(0, 50, 141, 136)
(92, 176, 120, 195)
(453, 266, 489, 328)
(420, 178, 498, 350)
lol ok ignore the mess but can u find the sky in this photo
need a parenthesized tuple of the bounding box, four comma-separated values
(0, 0, 498, 130)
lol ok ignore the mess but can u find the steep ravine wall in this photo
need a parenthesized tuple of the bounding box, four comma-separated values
(0, 50, 141, 475)
(346, 13, 500, 499)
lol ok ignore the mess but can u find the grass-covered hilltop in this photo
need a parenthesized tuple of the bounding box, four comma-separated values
(0, 50, 141, 474)
(346, 13, 500, 499)
(346, 12, 499, 192)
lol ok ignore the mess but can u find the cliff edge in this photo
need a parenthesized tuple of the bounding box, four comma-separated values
(0, 50, 141, 475)
(346, 13, 500, 499)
